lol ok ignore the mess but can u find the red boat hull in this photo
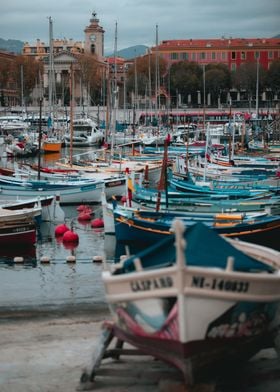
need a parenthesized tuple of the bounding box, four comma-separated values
(0, 222, 36, 246)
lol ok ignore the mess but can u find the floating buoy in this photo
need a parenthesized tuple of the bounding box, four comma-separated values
(93, 255, 103, 263)
(77, 204, 93, 213)
(55, 223, 70, 236)
(91, 218, 104, 228)
(78, 212, 92, 221)
(121, 195, 127, 204)
(63, 229, 79, 243)
(77, 204, 88, 212)
(14, 256, 24, 263)
(66, 255, 76, 263)
(40, 256, 51, 263)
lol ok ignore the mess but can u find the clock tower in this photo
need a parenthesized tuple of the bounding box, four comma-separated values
(84, 11, 105, 58)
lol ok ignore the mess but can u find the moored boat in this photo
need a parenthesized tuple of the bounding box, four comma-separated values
(113, 207, 280, 251)
(0, 207, 38, 247)
(0, 195, 65, 222)
(64, 117, 104, 147)
(0, 175, 104, 205)
(80, 220, 280, 386)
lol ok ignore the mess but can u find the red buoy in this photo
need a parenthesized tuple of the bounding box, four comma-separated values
(91, 218, 104, 228)
(120, 195, 127, 204)
(78, 212, 92, 221)
(55, 223, 70, 236)
(77, 204, 91, 212)
(62, 230, 79, 243)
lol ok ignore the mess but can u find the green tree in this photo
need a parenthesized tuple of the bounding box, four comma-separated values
(15, 55, 43, 103)
(125, 53, 167, 97)
(203, 64, 231, 106)
(232, 61, 266, 110)
(169, 61, 201, 106)
(266, 59, 280, 95)
(76, 54, 103, 105)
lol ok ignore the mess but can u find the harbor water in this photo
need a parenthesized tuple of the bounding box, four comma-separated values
(0, 145, 116, 312)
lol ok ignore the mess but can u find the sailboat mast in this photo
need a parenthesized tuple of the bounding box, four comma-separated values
(48, 16, 55, 120)
(155, 24, 159, 128)
(69, 63, 74, 166)
(110, 21, 118, 162)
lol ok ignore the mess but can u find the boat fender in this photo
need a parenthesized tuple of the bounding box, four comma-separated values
(215, 213, 244, 220)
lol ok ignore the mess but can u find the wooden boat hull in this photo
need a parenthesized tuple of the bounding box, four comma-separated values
(42, 141, 62, 153)
(0, 221, 36, 246)
(0, 178, 104, 205)
(110, 307, 273, 383)
(102, 221, 280, 383)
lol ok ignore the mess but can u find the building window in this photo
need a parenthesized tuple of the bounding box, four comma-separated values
(171, 52, 178, 60)
(180, 53, 188, 60)
(192, 53, 196, 61)
(200, 52, 206, 60)
(31, 48, 37, 54)
(211, 52, 216, 60)
(231, 63, 236, 71)
(231, 51, 236, 60)
(268, 51, 273, 59)
(255, 51, 260, 59)
(241, 51, 246, 60)
(221, 52, 226, 60)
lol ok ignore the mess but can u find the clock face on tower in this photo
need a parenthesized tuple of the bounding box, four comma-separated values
(90, 34, 96, 42)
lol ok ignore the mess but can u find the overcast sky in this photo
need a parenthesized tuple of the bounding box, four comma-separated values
(1, 0, 280, 53)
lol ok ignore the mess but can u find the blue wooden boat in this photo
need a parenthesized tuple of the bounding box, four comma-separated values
(132, 183, 280, 213)
(113, 207, 280, 251)
(169, 175, 279, 198)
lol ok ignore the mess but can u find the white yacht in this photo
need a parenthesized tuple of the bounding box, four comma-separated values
(64, 117, 104, 147)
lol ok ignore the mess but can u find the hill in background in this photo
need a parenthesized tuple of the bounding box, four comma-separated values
(0, 38, 24, 54)
(107, 45, 149, 59)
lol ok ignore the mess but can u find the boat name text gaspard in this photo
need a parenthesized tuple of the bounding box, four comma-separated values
(130, 276, 173, 292)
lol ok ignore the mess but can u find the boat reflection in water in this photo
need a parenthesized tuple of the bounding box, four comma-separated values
(0, 244, 37, 263)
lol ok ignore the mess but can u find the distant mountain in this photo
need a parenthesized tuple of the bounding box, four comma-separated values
(0, 38, 24, 54)
(107, 45, 149, 59)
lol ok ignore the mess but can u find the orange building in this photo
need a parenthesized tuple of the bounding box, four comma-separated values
(150, 37, 280, 71)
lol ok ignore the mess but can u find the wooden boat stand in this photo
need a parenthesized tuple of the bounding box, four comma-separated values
(77, 320, 151, 390)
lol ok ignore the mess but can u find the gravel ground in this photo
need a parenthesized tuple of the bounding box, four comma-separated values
(0, 307, 280, 392)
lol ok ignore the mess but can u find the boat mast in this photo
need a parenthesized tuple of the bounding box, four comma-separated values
(48, 16, 55, 126)
(256, 56, 259, 119)
(20, 65, 24, 116)
(110, 21, 118, 163)
(202, 64, 206, 134)
(203, 122, 210, 182)
(37, 98, 43, 180)
(155, 24, 159, 130)
(148, 49, 152, 125)
(69, 63, 74, 166)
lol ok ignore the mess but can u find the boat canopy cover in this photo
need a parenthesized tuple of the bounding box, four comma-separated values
(118, 222, 274, 274)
